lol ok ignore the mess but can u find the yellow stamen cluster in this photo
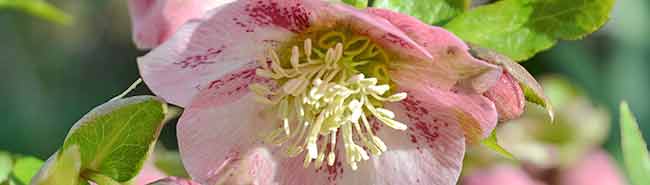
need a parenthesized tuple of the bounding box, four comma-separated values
(251, 32, 407, 170)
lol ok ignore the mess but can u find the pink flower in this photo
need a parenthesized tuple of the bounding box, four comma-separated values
(461, 150, 625, 185)
(558, 150, 626, 185)
(128, 0, 234, 49)
(131, 0, 527, 184)
(148, 177, 202, 185)
(134, 157, 167, 185)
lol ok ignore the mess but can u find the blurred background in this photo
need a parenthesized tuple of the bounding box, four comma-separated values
(0, 0, 647, 174)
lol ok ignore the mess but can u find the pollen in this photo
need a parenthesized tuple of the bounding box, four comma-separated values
(251, 31, 407, 170)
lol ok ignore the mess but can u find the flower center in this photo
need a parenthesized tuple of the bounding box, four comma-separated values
(251, 31, 407, 170)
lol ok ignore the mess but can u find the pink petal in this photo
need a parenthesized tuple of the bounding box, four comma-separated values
(135, 157, 167, 185)
(367, 103, 467, 185)
(179, 84, 468, 185)
(323, 4, 433, 61)
(138, 0, 324, 106)
(128, 0, 234, 49)
(398, 86, 498, 142)
(366, 9, 503, 140)
(483, 71, 525, 122)
(462, 165, 545, 185)
(208, 148, 277, 185)
(558, 150, 626, 185)
(148, 177, 201, 185)
(367, 8, 502, 93)
(244, 103, 466, 185)
(177, 89, 276, 184)
(139, 0, 488, 107)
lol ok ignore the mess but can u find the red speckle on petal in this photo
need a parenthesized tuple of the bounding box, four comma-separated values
(370, 118, 383, 132)
(381, 33, 413, 49)
(401, 96, 446, 151)
(409, 134, 418, 143)
(174, 46, 226, 69)
(201, 63, 272, 106)
(245, 0, 311, 33)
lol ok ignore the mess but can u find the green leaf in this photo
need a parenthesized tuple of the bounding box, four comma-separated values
(469, 44, 553, 121)
(82, 172, 120, 185)
(61, 96, 168, 182)
(0, 0, 73, 25)
(342, 0, 368, 8)
(445, 0, 614, 61)
(620, 102, 650, 185)
(0, 151, 11, 183)
(11, 157, 43, 185)
(372, 0, 470, 25)
(481, 130, 515, 159)
(31, 146, 83, 185)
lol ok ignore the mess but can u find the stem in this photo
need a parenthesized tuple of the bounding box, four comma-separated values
(110, 78, 143, 101)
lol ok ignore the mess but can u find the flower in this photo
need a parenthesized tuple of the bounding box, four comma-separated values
(460, 76, 625, 185)
(461, 150, 625, 185)
(497, 76, 612, 168)
(131, 0, 529, 184)
(148, 177, 202, 185)
(128, 0, 235, 49)
(134, 157, 167, 184)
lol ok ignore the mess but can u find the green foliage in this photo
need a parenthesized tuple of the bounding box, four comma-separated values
(620, 102, 650, 185)
(342, 0, 368, 8)
(32, 146, 82, 185)
(31, 96, 169, 184)
(481, 130, 515, 159)
(0, 151, 45, 185)
(59, 96, 168, 182)
(372, 0, 469, 25)
(445, 0, 614, 61)
(82, 172, 120, 185)
(0, 152, 11, 183)
(12, 157, 43, 184)
(0, 0, 72, 25)
(469, 45, 554, 120)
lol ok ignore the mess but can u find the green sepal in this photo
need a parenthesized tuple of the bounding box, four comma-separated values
(481, 130, 515, 160)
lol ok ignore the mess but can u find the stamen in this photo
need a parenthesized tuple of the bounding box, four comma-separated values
(327, 130, 337, 166)
(251, 32, 407, 170)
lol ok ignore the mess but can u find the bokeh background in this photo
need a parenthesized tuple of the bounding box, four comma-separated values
(0, 0, 647, 172)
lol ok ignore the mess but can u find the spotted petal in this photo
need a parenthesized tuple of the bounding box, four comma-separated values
(396, 84, 498, 142)
(367, 8, 502, 93)
(137, 0, 331, 106)
(269, 123, 464, 185)
(138, 0, 470, 107)
(177, 86, 277, 184)
(128, 0, 235, 49)
(201, 102, 467, 185)
(323, 4, 433, 61)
